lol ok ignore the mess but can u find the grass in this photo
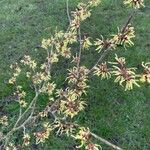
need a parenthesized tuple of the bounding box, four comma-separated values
(0, 0, 150, 149)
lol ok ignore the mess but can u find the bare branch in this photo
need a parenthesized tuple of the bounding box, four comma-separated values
(66, 0, 71, 24)
(91, 132, 123, 150)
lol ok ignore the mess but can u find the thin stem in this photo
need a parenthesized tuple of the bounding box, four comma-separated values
(91, 132, 123, 150)
(88, 47, 112, 74)
(121, 10, 136, 33)
(1, 93, 38, 143)
(18, 93, 38, 122)
(66, 0, 71, 24)
(77, 27, 82, 76)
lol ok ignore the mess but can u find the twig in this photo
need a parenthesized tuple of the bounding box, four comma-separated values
(66, 0, 71, 24)
(91, 132, 123, 150)
(77, 27, 82, 76)
(121, 10, 136, 33)
(88, 47, 112, 74)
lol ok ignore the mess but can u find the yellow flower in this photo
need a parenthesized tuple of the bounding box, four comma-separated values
(0, 115, 8, 126)
(94, 62, 111, 79)
(124, 0, 145, 9)
(53, 121, 75, 136)
(32, 72, 50, 84)
(70, 3, 91, 31)
(9, 63, 22, 84)
(19, 100, 27, 108)
(23, 134, 30, 146)
(67, 66, 88, 84)
(26, 72, 31, 78)
(30, 60, 37, 70)
(17, 85, 22, 90)
(34, 122, 52, 144)
(67, 66, 89, 95)
(111, 25, 135, 48)
(64, 31, 77, 44)
(94, 38, 105, 52)
(113, 66, 139, 90)
(140, 62, 150, 83)
(55, 30, 64, 39)
(82, 37, 92, 49)
(140, 74, 150, 83)
(60, 99, 86, 118)
(13, 67, 21, 77)
(50, 53, 59, 63)
(85, 143, 101, 150)
(6, 143, 17, 150)
(8, 77, 16, 84)
(21, 55, 37, 70)
(88, 0, 101, 7)
(74, 127, 91, 148)
(61, 47, 71, 58)
(18, 91, 26, 99)
(39, 111, 48, 118)
(109, 54, 126, 66)
(110, 55, 140, 90)
(40, 82, 56, 95)
(70, 19, 80, 31)
(41, 38, 52, 49)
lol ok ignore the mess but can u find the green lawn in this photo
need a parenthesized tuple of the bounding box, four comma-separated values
(0, 0, 150, 149)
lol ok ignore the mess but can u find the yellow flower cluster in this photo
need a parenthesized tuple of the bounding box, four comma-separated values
(40, 53, 59, 72)
(124, 0, 145, 9)
(39, 110, 48, 118)
(88, 0, 101, 7)
(6, 143, 17, 150)
(21, 55, 37, 70)
(85, 143, 101, 150)
(94, 37, 105, 52)
(94, 25, 135, 52)
(54, 31, 71, 58)
(40, 0, 101, 62)
(41, 38, 53, 50)
(13, 86, 27, 108)
(34, 122, 52, 144)
(23, 133, 30, 146)
(32, 72, 50, 85)
(49, 53, 59, 63)
(110, 55, 140, 90)
(95, 37, 116, 52)
(40, 82, 56, 95)
(9, 63, 21, 84)
(19, 100, 27, 108)
(112, 25, 135, 48)
(16, 86, 26, 98)
(67, 66, 89, 95)
(70, 4, 91, 31)
(82, 36, 92, 49)
(74, 127, 100, 150)
(54, 121, 75, 136)
(59, 89, 86, 118)
(42, 30, 77, 58)
(70, 0, 101, 31)
(75, 127, 91, 148)
(0, 115, 8, 126)
(140, 62, 150, 83)
(94, 62, 111, 79)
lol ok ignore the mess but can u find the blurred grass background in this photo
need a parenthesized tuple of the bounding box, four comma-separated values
(0, 0, 150, 149)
